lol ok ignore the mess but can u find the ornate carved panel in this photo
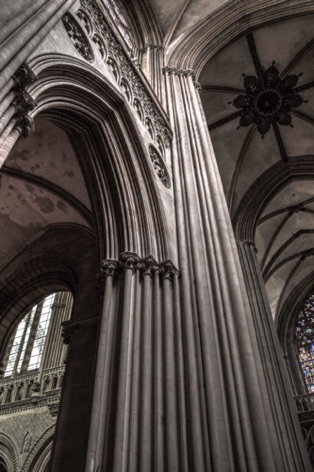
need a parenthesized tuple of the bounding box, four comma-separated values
(62, 13, 93, 62)
(149, 145, 171, 188)
(73, 0, 172, 151)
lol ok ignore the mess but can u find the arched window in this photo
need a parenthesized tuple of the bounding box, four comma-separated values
(3, 292, 72, 378)
(296, 293, 314, 392)
(102, 0, 134, 51)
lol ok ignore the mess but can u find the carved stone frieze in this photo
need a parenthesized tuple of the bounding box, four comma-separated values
(149, 145, 171, 188)
(62, 13, 93, 62)
(76, 0, 172, 149)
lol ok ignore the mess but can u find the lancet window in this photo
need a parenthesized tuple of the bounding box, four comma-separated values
(296, 293, 314, 392)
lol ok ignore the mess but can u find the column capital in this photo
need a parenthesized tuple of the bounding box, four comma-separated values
(159, 259, 180, 281)
(13, 63, 37, 90)
(141, 255, 160, 278)
(238, 239, 257, 252)
(15, 114, 34, 138)
(163, 66, 195, 78)
(120, 251, 143, 272)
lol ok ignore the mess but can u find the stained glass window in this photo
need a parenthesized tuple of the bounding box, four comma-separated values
(296, 293, 314, 392)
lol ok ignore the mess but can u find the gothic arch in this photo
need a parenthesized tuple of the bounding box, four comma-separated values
(0, 433, 19, 472)
(25, 53, 173, 261)
(21, 425, 55, 472)
(0, 223, 96, 353)
(277, 277, 314, 395)
(168, 0, 314, 72)
(233, 157, 314, 243)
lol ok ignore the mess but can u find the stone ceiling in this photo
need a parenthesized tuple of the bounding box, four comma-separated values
(199, 14, 314, 319)
(0, 118, 93, 275)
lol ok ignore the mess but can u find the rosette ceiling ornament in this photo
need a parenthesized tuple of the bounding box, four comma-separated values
(206, 32, 314, 163)
(231, 62, 307, 137)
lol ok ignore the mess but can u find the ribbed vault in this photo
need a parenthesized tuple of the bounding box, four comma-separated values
(198, 14, 314, 319)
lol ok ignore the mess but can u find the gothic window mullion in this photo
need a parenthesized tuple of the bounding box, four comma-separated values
(20, 302, 43, 373)
(11, 312, 32, 377)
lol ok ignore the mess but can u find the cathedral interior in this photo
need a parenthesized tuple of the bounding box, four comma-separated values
(1, 0, 314, 470)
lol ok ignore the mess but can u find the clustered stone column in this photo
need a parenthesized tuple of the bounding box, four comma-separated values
(161, 66, 312, 472)
(85, 252, 185, 472)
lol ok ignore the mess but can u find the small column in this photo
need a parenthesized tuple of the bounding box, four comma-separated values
(85, 253, 185, 472)
(85, 259, 119, 472)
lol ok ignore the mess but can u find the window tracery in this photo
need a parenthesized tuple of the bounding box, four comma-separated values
(296, 293, 314, 392)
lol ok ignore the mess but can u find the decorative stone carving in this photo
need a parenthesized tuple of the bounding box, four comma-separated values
(62, 13, 93, 62)
(163, 66, 195, 78)
(14, 90, 36, 138)
(149, 145, 171, 188)
(77, 0, 172, 149)
(159, 260, 180, 280)
(22, 432, 31, 453)
(230, 61, 307, 137)
(31, 382, 41, 393)
(120, 251, 143, 272)
(48, 403, 59, 417)
(10, 64, 38, 138)
(99, 253, 179, 280)
(14, 90, 37, 114)
(13, 63, 37, 89)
